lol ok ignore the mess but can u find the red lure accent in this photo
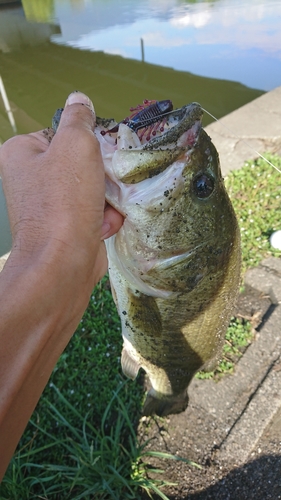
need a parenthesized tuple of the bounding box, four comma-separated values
(101, 99, 173, 140)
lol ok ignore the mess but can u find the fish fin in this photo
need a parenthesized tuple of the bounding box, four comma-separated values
(121, 348, 140, 380)
(142, 389, 189, 417)
(201, 357, 219, 373)
(128, 291, 162, 337)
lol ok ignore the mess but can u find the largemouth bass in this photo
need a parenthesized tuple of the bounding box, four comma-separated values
(53, 100, 241, 417)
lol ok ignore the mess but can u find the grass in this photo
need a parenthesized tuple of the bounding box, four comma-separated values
(196, 317, 253, 380)
(225, 152, 281, 272)
(1, 153, 281, 498)
(198, 152, 281, 379)
(2, 385, 197, 500)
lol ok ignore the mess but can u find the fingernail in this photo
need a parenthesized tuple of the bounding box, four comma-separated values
(65, 91, 95, 112)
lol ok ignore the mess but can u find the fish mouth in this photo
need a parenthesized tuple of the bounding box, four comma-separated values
(96, 101, 203, 152)
(94, 101, 204, 210)
(142, 102, 203, 150)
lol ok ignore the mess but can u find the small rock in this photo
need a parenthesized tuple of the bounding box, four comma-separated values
(270, 230, 281, 250)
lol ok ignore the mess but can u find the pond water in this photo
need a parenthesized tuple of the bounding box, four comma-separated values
(0, 0, 281, 255)
(51, 0, 281, 92)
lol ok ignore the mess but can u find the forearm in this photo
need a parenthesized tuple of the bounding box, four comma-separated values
(0, 244, 93, 480)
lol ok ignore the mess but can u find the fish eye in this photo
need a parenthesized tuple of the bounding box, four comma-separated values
(192, 173, 214, 199)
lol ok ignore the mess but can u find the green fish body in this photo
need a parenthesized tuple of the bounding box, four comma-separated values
(95, 102, 241, 416)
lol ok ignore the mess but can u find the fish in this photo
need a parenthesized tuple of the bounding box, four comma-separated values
(53, 100, 241, 417)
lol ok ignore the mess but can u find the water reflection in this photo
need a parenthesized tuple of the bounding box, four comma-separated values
(20, 0, 281, 91)
(2, 0, 281, 91)
(0, 4, 60, 52)
(22, 0, 55, 23)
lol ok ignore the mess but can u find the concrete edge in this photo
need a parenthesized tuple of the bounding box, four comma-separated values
(202, 257, 281, 466)
(205, 85, 281, 175)
(219, 355, 281, 465)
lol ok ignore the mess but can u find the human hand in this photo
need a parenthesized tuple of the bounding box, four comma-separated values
(0, 91, 123, 286)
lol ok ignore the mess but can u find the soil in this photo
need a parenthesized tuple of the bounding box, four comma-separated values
(139, 286, 281, 499)
(139, 405, 281, 500)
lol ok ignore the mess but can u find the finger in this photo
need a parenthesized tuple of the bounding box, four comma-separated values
(49, 92, 100, 169)
(65, 90, 95, 112)
(28, 127, 55, 148)
(0, 130, 52, 173)
(55, 91, 96, 134)
(101, 204, 124, 240)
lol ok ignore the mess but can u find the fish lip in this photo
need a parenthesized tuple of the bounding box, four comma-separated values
(142, 101, 203, 150)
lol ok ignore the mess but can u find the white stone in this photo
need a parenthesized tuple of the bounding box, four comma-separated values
(270, 230, 281, 250)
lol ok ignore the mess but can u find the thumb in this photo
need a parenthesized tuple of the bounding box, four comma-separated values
(55, 91, 96, 134)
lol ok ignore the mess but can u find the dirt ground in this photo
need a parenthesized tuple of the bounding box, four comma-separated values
(139, 403, 281, 500)
(139, 287, 281, 500)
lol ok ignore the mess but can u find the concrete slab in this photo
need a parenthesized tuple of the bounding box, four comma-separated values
(219, 356, 281, 465)
(188, 257, 281, 466)
(245, 259, 281, 304)
(205, 85, 281, 175)
(188, 89, 281, 468)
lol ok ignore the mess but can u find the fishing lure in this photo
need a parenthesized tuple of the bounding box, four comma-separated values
(101, 99, 173, 140)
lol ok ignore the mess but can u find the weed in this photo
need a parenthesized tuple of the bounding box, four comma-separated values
(225, 153, 281, 271)
(197, 152, 281, 381)
(196, 317, 253, 380)
(1, 385, 199, 500)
